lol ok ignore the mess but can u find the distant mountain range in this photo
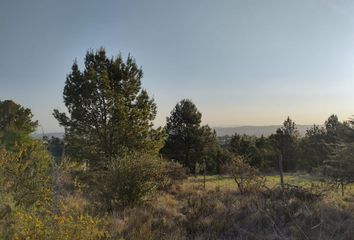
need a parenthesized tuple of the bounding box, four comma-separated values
(213, 125, 313, 137)
(31, 125, 314, 140)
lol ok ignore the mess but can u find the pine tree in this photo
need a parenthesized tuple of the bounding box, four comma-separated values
(323, 115, 354, 196)
(161, 99, 218, 173)
(298, 124, 329, 171)
(270, 117, 299, 187)
(53, 48, 164, 167)
(0, 100, 38, 149)
(323, 141, 354, 196)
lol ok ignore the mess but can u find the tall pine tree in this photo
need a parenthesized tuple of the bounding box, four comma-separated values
(54, 48, 164, 167)
(161, 99, 217, 173)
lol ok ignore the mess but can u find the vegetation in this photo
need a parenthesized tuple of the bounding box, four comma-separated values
(53, 48, 165, 164)
(2, 48, 354, 239)
(87, 153, 168, 210)
(324, 142, 354, 196)
(224, 155, 265, 194)
(0, 100, 38, 149)
(161, 99, 220, 174)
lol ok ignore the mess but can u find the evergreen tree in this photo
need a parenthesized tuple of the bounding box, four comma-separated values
(53, 48, 164, 167)
(0, 100, 38, 149)
(161, 99, 218, 173)
(252, 135, 274, 170)
(0, 102, 52, 222)
(270, 117, 299, 171)
(322, 115, 354, 196)
(229, 134, 261, 168)
(270, 117, 299, 187)
(325, 114, 340, 143)
(298, 124, 328, 171)
(229, 134, 253, 156)
(324, 142, 354, 196)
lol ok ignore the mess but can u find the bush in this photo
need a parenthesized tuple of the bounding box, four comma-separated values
(52, 157, 85, 198)
(106, 194, 186, 240)
(224, 155, 265, 194)
(164, 161, 188, 181)
(9, 204, 108, 240)
(89, 153, 167, 210)
(0, 141, 52, 208)
(0, 141, 109, 240)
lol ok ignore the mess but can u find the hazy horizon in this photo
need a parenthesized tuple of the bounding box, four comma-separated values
(2, 0, 354, 133)
(34, 124, 322, 136)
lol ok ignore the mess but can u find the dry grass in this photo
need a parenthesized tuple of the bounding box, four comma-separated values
(182, 174, 354, 197)
(103, 174, 354, 239)
(36, 172, 354, 239)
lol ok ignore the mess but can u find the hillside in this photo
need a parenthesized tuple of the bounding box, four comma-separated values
(214, 125, 313, 137)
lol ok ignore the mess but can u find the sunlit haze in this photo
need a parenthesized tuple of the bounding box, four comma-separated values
(1, 0, 354, 132)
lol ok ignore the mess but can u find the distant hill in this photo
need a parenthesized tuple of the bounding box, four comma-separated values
(31, 125, 314, 139)
(214, 125, 313, 137)
(31, 132, 64, 140)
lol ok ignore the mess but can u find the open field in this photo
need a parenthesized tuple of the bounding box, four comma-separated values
(183, 174, 354, 190)
(181, 174, 354, 200)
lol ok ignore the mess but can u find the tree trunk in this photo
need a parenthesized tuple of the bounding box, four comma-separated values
(235, 178, 243, 194)
(203, 158, 206, 190)
(279, 153, 284, 188)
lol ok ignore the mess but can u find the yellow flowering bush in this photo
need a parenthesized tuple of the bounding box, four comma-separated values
(12, 208, 109, 240)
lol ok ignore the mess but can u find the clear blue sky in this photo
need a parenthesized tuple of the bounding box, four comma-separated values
(1, 0, 354, 133)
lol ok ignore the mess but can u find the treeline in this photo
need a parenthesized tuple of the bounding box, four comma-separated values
(220, 115, 353, 171)
(220, 115, 354, 191)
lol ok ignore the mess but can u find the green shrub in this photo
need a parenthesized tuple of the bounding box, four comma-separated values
(10, 205, 108, 240)
(0, 141, 52, 208)
(0, 141, 108, 240)
(89, 153, 167, 210)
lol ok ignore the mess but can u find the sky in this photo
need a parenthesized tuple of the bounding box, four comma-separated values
(1, 0, 354, 133)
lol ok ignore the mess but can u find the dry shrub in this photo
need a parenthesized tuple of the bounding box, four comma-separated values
(53, 157, 83, 197)
(163, 161, 188, 183)
(107, 194, 186, 240)
(85, 179, 354, 240)
(178, 186, 354, 240)
(224, 155, 266, 194)
(182, 191, 231, 239)
(59, 194, 90, 215)
(155, 161, 188, 193)
(262, 184, 323, 203)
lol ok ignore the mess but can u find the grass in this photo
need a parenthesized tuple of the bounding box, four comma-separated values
(6, 171, 354, 239)
(181, 175, 235, 191)
(182, 173, 354, 197)
(114, 174, 354, 239)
